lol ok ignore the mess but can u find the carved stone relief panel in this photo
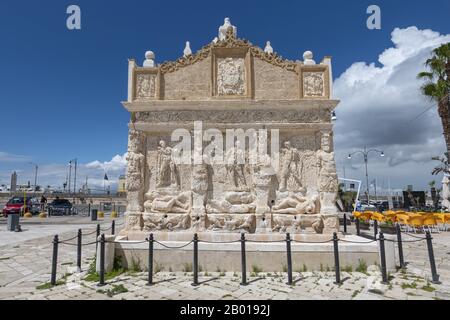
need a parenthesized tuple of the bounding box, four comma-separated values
(303, 72, 324, 97)
(136, 74, 156, 100)
(135, 109, 331, 124)
(217, 57, 246, 96)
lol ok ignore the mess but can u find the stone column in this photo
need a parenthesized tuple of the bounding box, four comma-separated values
(125, 128, 146, 231)
(442, 175, 450, 211)
(317, 130, 339, 233)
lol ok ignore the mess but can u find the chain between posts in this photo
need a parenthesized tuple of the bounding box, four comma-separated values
(49, 221, 441, 288)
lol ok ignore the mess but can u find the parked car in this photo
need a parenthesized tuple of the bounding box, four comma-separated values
(48, 199, 75, 215)
(2, 196, 40, 217)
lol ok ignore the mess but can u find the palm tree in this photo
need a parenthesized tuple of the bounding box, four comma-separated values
(418, 43, 450, 152)
(431, 153, 450, 175)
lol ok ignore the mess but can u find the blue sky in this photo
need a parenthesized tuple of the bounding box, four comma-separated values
(1, 0, 450, 191)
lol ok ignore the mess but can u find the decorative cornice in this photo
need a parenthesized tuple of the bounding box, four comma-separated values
(159, 27, 299, 75)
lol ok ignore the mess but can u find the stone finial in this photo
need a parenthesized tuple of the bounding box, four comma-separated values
(264, 41, 273, 54)
(303, 51, 316, 65)
(218, 17, 237, 41)
(183, 41, 192, 57)
(143, 51, 155, 67)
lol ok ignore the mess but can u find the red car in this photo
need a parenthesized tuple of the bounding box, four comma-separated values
(2, 197, 36, 217)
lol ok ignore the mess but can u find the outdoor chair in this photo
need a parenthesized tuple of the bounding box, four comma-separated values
(422, 216, 439, 233)
(433, 213, 447, 231)
(370, 212, 386, 222)
(408, 216, 425, 233)
(396, 214, 410, 232)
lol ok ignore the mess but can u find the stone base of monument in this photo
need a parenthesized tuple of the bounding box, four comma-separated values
(111, 233, 390, 272)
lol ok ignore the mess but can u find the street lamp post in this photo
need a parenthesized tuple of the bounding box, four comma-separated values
(68, 162, 72, 194)
(29, 162, 38, 192)
(68, 158, 78, 200)
(348, 146, 384, 204)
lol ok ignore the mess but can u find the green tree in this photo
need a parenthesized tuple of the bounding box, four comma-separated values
(418, 43, 450, 152)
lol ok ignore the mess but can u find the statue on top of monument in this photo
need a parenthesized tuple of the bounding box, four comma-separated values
(218, 17, 237, 41)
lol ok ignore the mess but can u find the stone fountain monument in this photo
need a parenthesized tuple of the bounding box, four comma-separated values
(114, 18, 381, 271)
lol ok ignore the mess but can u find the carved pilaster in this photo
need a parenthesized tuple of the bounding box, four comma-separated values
(126, 129, 146, 228)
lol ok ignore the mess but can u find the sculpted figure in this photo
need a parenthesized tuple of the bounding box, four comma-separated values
(279, 141, 301, 191)
(146, 191, 191, 214)
(156, 140, 179, 189)
(225, 141, 248, 191)
(143, 213, 190, 232)
(316, 149, 338, 193)
(272, 192, 319, 215)
(206, 192, 256, 214)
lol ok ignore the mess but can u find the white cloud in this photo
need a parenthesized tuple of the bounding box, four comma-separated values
(334, 26, 450, 191)
(0, 154, 127, 192)
(0, 151, 30, 163)
(86, 153, 128, 172)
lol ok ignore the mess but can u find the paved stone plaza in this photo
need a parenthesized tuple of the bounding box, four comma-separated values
(0, 219, 449, 300)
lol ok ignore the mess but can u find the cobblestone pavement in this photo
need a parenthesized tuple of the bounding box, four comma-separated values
(0, 222, 449, 300)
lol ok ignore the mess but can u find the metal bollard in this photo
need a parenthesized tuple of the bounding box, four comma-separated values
(147, 234, 154, 286)
(95, 224, 100, 253)
(240, 233, 247, 286)
(98, 234, 106, 286)
(286, 233, 293, 285)
(192, 234, 199, 286)
(396, 224, 406, 269)
(373, 220, 378, 240)
(50, 235, 59, 285)
(77, 229, 82, 272)
(343, 214, 347, 234)
(88, 203, 91, 217)
(379, 232, 389, 284)
(111, 220, 115, 235)
(425, 231, 441, 284)
(356, 219, 360, 236)
(333, 233, 341, 284)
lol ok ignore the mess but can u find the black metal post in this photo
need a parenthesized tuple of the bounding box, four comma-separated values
(98, 234, 105, 286)
(240, 233, 247, 286)
(356, 218, 360, 236)
(425, 231, 440, 284)
(147, 234, 153, 286)
(77, 229, 82, 271)
(343, 214, 347, 233)
(286, 233, 293, 285)
(192, 233, 199, 286)
(111, 220, 115, 235)
(396, 223, 405, 269)
(379, 232, 388, 284)
(333, 232, 341, 284)
(96, 223, 100, 253)
(50, 235, 59, 285)
(373, 220, 378, 240)
(88, 203, 91, 217)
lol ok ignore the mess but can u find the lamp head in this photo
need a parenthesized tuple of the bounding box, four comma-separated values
(347, 154, 352, 159)
(381, 151, 385, 157)
(331, 111, 337, 121)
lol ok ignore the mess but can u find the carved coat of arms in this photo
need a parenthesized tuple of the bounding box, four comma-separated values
(217, 57, 246, 95)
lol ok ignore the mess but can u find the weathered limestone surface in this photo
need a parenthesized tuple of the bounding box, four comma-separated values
(121, 19, 340, 239)
(253, 58, 299, 100)
(163, 58, 211, 100)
